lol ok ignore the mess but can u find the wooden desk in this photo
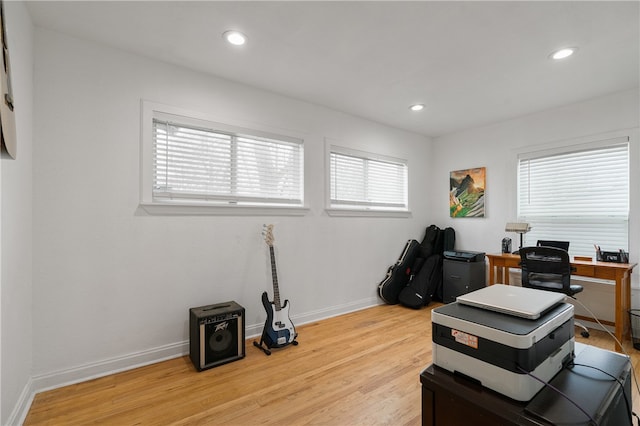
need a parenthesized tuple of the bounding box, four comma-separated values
(486, 253, 636, 352)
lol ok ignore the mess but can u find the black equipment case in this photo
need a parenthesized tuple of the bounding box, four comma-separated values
(378, 239, 421, 304)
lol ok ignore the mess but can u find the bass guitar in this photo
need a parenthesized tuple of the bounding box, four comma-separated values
(253, 224, 298, 355)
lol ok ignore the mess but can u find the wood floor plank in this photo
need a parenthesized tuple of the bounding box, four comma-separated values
(24, 303, 640, 425)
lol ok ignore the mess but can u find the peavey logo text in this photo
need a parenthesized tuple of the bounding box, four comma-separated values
(215, 321, 229, 332)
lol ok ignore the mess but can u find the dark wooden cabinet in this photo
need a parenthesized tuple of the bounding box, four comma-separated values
(420, 344, 631, 426)
(442, 259, 486, 303)
(420, 364, 544, 426)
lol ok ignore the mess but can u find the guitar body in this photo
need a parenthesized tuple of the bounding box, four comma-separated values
(261, 291, 297, 348)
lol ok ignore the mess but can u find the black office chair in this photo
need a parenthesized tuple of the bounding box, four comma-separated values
(536, 240, 570, 251)
(519, 246, 590, 338)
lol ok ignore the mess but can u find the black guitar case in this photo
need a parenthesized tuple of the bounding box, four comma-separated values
(435, 227, 456, 301)
(378, 239, 421, 304)
(398, 254, 443, 309)
(442, 227, 456, 254)
(420, 224, 440, 258)
(398, 226, 456, 309)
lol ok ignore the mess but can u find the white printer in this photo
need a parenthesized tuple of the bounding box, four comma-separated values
(432, 285, 575, 401)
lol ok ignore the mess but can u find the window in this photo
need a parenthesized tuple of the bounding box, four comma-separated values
(517, 137, 629, 257)
(141, 102, 304, 214)
(328, 145, 408, 214)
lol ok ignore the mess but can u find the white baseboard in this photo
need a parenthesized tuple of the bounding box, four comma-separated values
(246, 296, 381, 338)
(6, 377, 34, 426)
(10, 297, 381, 425)
(297, 296, 382, 323)
(31, 341, 189, 394)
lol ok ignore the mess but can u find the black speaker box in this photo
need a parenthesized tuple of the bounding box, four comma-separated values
(189, 301, 245, 371)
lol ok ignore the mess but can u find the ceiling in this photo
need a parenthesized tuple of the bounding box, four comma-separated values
(25, 1, 640, 138)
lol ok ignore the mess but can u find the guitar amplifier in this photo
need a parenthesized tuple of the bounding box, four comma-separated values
(189, 301, 245, 371)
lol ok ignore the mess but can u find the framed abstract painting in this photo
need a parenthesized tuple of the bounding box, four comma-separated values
(450, 167, 485, 218)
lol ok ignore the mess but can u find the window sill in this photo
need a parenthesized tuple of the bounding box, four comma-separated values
(139, 202, 310, 216)
(325, 208, 412, 218)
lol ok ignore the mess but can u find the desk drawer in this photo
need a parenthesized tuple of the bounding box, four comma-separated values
(573, 265, 595, 277)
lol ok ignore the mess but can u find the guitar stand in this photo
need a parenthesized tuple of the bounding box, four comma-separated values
(253, 334, 299, 356)
(253, 338, 272, 356)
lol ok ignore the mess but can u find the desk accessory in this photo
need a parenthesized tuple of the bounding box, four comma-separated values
(505, 222, 530, 251)
(595, 245, 629, 263)
(501, 237, 512, 253)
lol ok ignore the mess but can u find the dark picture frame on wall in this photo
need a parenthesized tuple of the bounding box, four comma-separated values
(0, 0, 16, 159)
(449, 167, 485, 218)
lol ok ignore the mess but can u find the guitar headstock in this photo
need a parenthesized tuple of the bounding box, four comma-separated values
(263, 224, 275, 247)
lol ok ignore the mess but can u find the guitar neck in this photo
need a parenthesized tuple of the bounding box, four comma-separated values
(269, 246, 282, 311)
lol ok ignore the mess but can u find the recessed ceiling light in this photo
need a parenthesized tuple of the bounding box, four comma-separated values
(550, 47, 577, 60)
(409, 104, 425, 111)
(223, 30, 247, 46)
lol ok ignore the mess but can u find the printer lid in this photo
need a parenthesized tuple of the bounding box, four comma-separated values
(443, 250, 485, 261)
(456, 284, 565, 320)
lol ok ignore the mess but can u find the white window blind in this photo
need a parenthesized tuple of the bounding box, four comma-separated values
(153, 118, 303, 207)
(329, 148, 408, 211)
(517, 139, 629, 257)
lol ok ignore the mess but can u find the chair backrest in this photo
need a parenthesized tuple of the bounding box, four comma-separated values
(519, 246, 572, 295)
(536, 240, 570, 251)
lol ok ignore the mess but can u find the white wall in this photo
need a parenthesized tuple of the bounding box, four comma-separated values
(430, 89, 640, 320)
(10, 13, 637, 425)
(30, 28, 433, 390)
(1, 2, 34, 425)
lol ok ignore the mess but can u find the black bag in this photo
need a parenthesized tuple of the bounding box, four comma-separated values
(442, 227, 455, 253)
(398, 254, 443, 308)
(378, 240, 422, 304)
(422, 225, 455, 256)
(432, 227, 456, 301)
(398, 225, 455, 308)
(430, 254, 445, 303)
(420, 225, 441, 258)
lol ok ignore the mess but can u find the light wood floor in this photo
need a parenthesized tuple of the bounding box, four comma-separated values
(24, 304, 640, 425)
